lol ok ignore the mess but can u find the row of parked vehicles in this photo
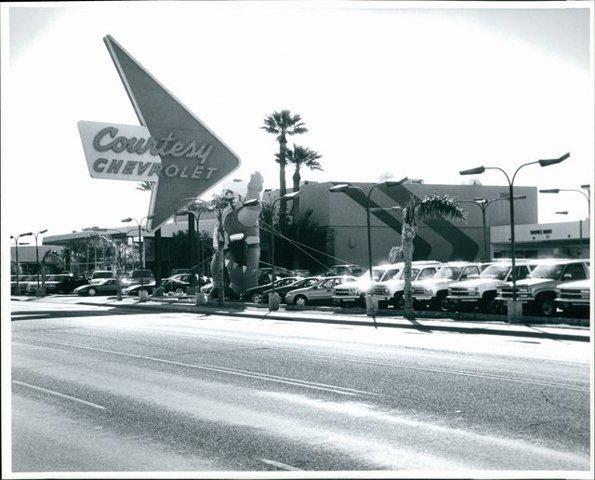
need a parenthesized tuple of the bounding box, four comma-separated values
(12, 259, 590, 318)
(239, 258, 590, 318)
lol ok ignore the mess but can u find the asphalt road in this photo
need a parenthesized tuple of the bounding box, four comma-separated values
(10, 299, 591, 472)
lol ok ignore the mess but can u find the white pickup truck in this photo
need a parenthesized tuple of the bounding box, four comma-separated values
(496, 259, 590, 317)
(447, 260, 537, 313)
(368, 261, 443, 309)
(332, 263, 403, 307)
(556, 277, 591, 318)
(412, 262, 484, 311)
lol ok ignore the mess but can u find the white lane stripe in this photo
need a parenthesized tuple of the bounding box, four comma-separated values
(259, 458, 302, 471)
(13, 339, 364, 397)
(12, 380, 106, 410)
(12, 341, 66, 352)
(301, 352, 589, 393)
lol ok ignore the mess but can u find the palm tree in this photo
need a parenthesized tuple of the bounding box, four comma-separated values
(285, 144, 322, 215)
(136, 181, 153, 191)
(261, 110, 308, 223)
(401, 195, 467, 319)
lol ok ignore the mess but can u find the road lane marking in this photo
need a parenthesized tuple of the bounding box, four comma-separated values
(12, 341, 67, 352)
(12, 380, 106, 411)
(295, 351, 589, 393)
(259, 458, 302, 471)
(12, 339, 374, 397)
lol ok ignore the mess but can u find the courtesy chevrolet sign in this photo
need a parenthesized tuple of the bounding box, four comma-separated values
(79, 35, 240, 231)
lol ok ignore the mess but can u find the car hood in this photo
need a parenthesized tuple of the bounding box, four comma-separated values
(378, 279, 405, 289)
(285, 286, 312, 296)
(558, 279, 591, 290)
(90, 278, 112, 285)
(413, 278, 453, 289)
(451, 278, 504, 288)
(513, 278, 557, 288)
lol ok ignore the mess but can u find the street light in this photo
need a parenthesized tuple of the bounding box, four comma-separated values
(459, 153, 569, 318)
(121, 215, 154, 300)
(262, 191, 299, 309)
(33, 229, 48, 292)
(459, 196, 526, 262)
(329, 178, 408, 289)
(10, 232, 33, 294)
(539, 185, 591, 218)
(555, 211, 585, 255)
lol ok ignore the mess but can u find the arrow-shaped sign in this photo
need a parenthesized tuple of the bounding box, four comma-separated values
(102, 35, 241, 231)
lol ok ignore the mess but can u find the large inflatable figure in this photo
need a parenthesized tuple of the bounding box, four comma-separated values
(210, 171, 263, 296)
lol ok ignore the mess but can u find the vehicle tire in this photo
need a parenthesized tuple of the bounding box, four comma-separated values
(436, 292, 452, 312)
(88, 287, 97, 297)
(479, 294, 499, 314)
(536, 296, 556, 317)
(174, 287, 185, 295)
(294, 295, 308, 307)
(393, 293, 404, 310)
(251, 293, 262, 304)
(357, 294, 366, 307)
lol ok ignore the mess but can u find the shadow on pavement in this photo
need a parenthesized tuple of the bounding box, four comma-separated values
(11, 308, 211, 322)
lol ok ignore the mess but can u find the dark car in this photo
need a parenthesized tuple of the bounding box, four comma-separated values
(161, 274, 191, 294)
(123, 281, 157, 296)
(241, 276, 303, 304)
(29, 273, 87, 294)
(260, 276, 323, 303)
(74, 278, 121, 296)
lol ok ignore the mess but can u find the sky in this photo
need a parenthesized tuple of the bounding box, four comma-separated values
(2, 1, 593, 242)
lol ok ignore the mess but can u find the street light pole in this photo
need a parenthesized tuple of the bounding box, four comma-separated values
(329, 178, 408, 285)
(460, 153, 569, 320)
(122, 216, 153, 300)
(11, 232, 33, 294)
(256, 192, 299, 309)
(460, 197, 526, 263)
(33, 229, 48, 292)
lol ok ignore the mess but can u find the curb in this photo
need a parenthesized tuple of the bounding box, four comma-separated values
(76, 300, 591, 342)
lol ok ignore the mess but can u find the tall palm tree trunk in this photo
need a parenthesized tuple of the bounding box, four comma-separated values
(278, 137, 288, 225)
(292, 163, 301, 216)
(401, 213, 417, 320)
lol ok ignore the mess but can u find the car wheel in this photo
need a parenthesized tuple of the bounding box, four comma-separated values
(294, 295, 307, 307)
(251, 293, 262, 304)
(88, 287, 97, 297)
(537, 297, 556, 317)
(175, 287, 185, 295)
(437, 293, 452, 312)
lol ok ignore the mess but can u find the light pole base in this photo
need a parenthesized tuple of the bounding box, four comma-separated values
(507, 300, 523, 323)
(35, 287, 45, 297)
(268, 293, 281, 311)
(365, 294, 378, 316)
(139, 289, 149, 302)
(195, 292, 208, 305)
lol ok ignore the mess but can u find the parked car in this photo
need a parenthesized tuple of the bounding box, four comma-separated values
(496, 259, 590, 317)
(26, 273, 87, 295)
(412, 262, 484, 311)
(123, 281, 157, 296)
(332, 263, 405, 307)
(447, 260, 537, 313)
(285, 275, 359, 306)
(241, 276, 304, 304)
(120, 269, 155, 287)
(90, 270, 116, 281)
(369, 261, 443, 309)
(74, 278, 121, 296)
(161, 274, 191, 294)
(556, 277, 591, 318)
(260, 277, 323, 304)
(325, 265, 365, 277)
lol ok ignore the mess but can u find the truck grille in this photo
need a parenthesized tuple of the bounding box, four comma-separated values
(413, 286, 426, 296)
(370, 286, 386, 295)
(559, 289, 589, 300)
(449, 288, 473, 297)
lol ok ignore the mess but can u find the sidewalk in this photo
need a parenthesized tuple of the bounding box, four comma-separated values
(16, 295, 591, 343)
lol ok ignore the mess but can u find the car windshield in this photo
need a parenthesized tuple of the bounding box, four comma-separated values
(301, 278, 319, 287)
(381, 268, 400, 281)
(530, 264, 564, 280)
(480, 265, 510, 280)
(93, 272, 113, 279)
(434, 267, 462, 280)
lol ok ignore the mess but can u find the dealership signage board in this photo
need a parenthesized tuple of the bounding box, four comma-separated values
(78, 35, 240, 231)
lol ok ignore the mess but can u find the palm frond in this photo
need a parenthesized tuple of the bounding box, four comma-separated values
(412, 195, 467, 225)
(287, 145, 323, 171)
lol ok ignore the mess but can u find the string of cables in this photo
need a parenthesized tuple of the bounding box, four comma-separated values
(258, 218, 365, 274)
